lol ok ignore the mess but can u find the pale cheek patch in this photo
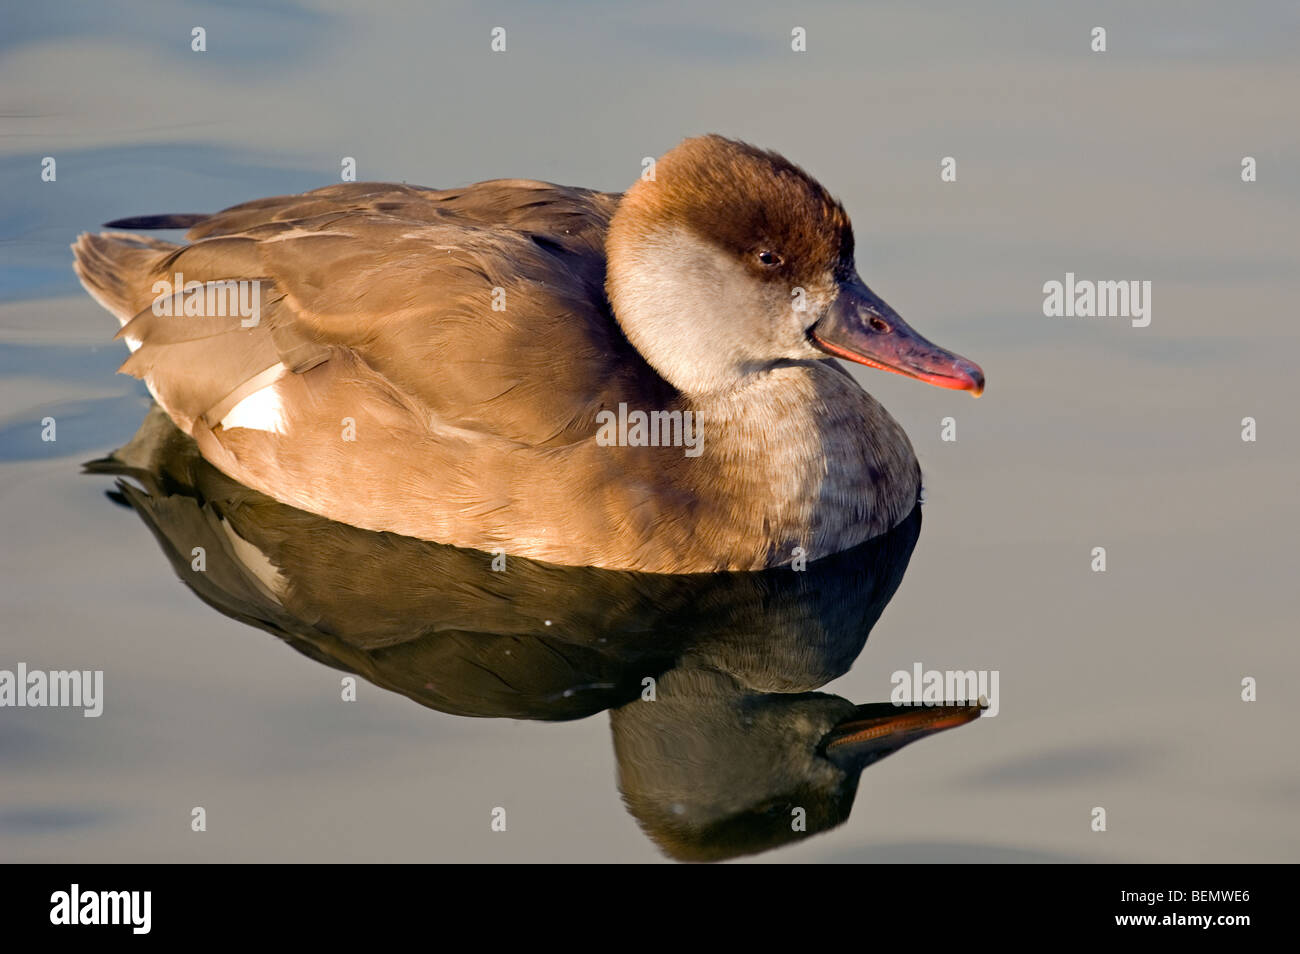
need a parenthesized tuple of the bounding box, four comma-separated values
(220, 382, 288, 434)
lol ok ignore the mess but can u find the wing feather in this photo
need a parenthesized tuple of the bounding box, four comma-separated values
(77, 180, 668, 447)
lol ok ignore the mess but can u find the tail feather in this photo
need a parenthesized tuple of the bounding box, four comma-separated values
(103, 214, 209, 230)
(71, 231, 180, 325)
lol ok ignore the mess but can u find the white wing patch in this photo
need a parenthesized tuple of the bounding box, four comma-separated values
(220, 380, 288, 434)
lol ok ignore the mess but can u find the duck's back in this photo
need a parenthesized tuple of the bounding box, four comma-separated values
(84, 181, 671, 438)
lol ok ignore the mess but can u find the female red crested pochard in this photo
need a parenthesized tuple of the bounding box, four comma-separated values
(73, 134, 983, 574)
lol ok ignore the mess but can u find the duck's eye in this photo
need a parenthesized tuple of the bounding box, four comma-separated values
(756, 250, 783, 268)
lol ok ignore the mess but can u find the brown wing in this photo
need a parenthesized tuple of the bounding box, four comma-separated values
(79, 180, 672, 448)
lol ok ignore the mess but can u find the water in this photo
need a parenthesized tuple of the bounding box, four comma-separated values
(2, 0, 1297, 862)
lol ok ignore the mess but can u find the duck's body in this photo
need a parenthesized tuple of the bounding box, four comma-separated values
(74, 136, 982, 573)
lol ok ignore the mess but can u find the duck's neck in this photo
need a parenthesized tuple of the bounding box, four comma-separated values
(684, 363, 921, 562)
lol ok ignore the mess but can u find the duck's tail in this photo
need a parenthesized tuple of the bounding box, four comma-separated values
(103, 214, 209, 231)
(71, 230, 181, 327)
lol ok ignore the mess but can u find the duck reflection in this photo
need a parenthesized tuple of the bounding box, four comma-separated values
(88, 406, 981, 861)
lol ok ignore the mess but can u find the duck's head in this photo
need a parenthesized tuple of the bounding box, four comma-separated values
(607, 134, 984, 397)
(611, 669, 985, 862)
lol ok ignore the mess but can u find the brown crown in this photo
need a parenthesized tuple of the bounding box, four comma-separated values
(614, 134, 856, 285)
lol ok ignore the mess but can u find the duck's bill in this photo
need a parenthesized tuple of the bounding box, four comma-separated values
(820, 701, 984, 770)
(809, 279, 985, 396)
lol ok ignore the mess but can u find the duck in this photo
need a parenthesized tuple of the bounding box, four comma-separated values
(73, 134, 983, 573)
